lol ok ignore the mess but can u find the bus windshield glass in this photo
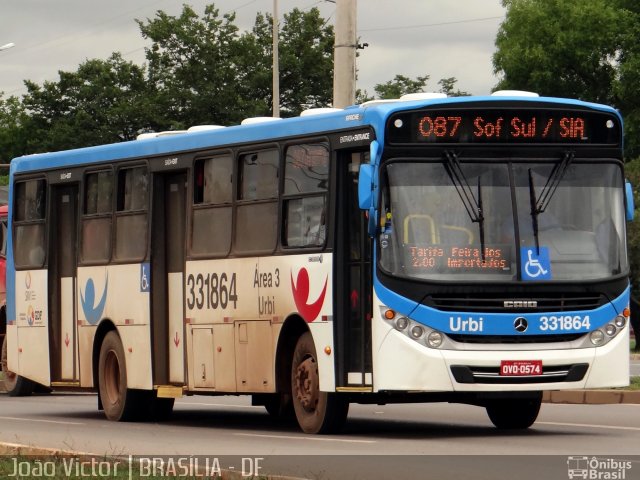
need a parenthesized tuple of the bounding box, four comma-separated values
(378, 160, 627, 282)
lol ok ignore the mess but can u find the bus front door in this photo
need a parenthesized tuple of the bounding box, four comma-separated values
(48, 184, 79, 384)
(336, 150, 373, 389)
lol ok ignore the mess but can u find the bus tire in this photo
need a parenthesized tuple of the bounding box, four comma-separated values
(1, 335, 34, 397)
(291, 332, 349, 434)
(98, 331, 145, 421)
(485, 394, 542, 430)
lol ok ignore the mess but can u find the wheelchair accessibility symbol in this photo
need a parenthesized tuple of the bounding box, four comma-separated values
(140, 263, 150, 292)
(521, 247, 551, 281)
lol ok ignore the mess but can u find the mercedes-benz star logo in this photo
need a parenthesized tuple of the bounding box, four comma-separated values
(514, 317, 528, 333)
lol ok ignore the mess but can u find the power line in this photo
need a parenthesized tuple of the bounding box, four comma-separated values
(360, 15, 503, 33)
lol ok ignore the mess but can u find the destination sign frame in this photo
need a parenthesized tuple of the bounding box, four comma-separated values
(387, 108, 621, 146)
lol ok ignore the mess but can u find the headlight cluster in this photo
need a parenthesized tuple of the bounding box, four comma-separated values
(589, 309, 628, 346)
(382, 307, 445, 349)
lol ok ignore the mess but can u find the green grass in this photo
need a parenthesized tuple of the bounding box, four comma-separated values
(629, 377, 640, 391)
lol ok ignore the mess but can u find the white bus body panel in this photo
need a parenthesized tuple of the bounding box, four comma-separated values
(77, 264, 152, 390)
(371, 292, 630, 392)
(13, 270, 50, 386)
(185, 253, 335, 392)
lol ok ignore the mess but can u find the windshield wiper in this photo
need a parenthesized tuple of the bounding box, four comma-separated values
(443, 150, 486, 260)
(528, 151, 575, 253)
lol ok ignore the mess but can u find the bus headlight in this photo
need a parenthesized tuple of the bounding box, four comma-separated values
(614, 315, 626, 328)
(590, 330, 605, 345)
(396, 317, 409, 330)
(604, 324, 617, 336)
(427, 331, 444, 348)
(379, 306, 449, 349)
(411, 325, 424, 339)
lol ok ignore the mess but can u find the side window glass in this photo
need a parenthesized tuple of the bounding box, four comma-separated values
(284, 143, 329, 194)
(282, 143, 329, 248)
(13, 179, 47, 269)
(233, 149, 280, 254)
(192, 155, 233, 256)
(117, 166, 148, 212)
(194, 155, 232, 205)
(239, 149, 279, 200)
(115, 166, 148, 261)
(81, 170, 113, 264)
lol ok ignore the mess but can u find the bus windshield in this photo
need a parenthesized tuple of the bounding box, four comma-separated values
(379, 159, 627, 282)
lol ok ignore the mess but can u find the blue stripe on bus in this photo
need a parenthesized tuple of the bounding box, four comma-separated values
(9, 96, 621, 173)
(374, 278, 630, 336)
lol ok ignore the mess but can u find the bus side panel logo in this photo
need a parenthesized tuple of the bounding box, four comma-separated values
(80, 274, 109, 325)
(521, 247, 552, 281)
(291, 268, 328, 323)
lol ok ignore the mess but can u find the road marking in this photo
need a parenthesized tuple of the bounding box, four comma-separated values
(539, 421, 640, 431)
(234, 433, 376, 444)
(0, 416, 84, 426)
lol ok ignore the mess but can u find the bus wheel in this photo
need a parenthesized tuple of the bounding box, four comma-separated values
(485, 394, 542, 430)
(1, 335, 34, 397)
(98, 331, 143, 421)
(291, 332, 348, 434)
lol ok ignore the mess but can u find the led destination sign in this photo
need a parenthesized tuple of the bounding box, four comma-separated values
(408, 244, 511, 274)
(387, 108, 621, 145)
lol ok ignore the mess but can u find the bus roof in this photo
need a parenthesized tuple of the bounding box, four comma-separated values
(10, 94, 621, 175)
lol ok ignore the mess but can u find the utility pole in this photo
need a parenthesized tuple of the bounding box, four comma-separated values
(272, 0, 280, 117)
(333, 0, 357, 108)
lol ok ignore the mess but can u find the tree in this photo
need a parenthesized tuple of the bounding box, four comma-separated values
(364, 75, 469, 101)
(374, 74, 430, 99)
(493, 0, 624, 104)
(0, 94, 30, 166)
(21, 53, 152, 152)
(138, 5, 335, 122)
(277, 8, 334, 114)
(438, 77, 470, 97)
(493, 0, 640, 157)
(137, 5, 246, 127)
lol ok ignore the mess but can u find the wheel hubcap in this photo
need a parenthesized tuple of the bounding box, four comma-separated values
(295, 356, 319, 412)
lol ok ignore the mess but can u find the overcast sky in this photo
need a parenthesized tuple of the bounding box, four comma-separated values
(1, 0, 506, 101)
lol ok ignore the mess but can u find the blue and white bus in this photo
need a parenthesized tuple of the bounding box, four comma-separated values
(3, 91, 633, 433)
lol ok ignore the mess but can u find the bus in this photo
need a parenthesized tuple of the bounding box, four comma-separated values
(3, 91, 633, 433)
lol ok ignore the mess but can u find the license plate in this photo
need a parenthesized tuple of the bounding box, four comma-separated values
(500, 360, 543, 376)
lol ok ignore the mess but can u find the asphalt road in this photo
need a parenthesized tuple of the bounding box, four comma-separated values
(0, 393, 639, 479)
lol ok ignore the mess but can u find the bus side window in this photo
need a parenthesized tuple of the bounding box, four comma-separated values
(81, 170, 113, 264)
(282, 143, 329, 248)
(13, 179, 47, 269)
(235, 149, 279, 253)
(114, 166, 148, 262)
(192, 155, 233, 256)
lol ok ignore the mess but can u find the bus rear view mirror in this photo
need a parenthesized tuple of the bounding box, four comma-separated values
(626, 180, 634, 221)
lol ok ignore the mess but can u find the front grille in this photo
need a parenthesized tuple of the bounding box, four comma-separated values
(451, 363, 588, 384)
(448, 333, 584, 344)
(428, 293, 605, 313)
